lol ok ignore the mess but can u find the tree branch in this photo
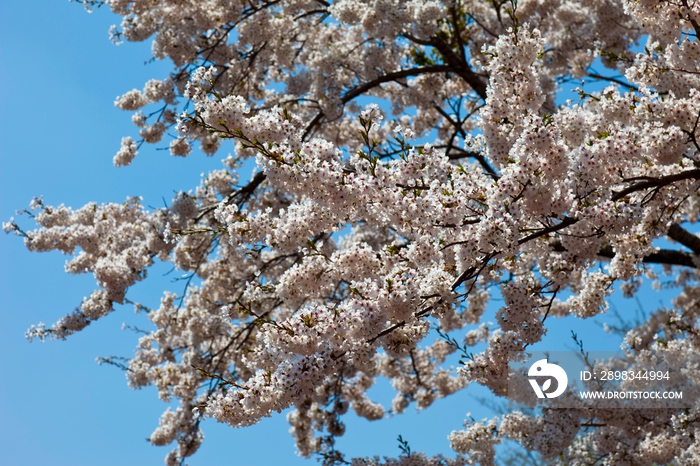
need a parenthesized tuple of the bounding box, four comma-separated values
(611, 169, 700, 202)
(196, 171, 267, 221)
(303, 65, 462, 139)
(667, 223, 700, 254)
(549, 241, 700, 269)
(598, 244, 699, 268)
(341, 65, 460, 104)
(403, 34, 488, 100)
(517, 217, 578, 245)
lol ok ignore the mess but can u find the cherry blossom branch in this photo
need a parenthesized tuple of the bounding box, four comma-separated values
(409, 349, 424, 386)
(367, 298, 445, 345)
(517, 216, 578, 245)
(402, 33, 488, 100)
(612, 169, 700, 201)
(585, 71, 639, 92)
(596, 244, 700, 268)
(303, 65, 462, 138)
(432, 105, 498, 178)
(195, 171, 267, 221)
(680, 0, 700, 37)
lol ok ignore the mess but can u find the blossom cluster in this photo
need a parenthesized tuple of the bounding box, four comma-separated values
(9, 0, 700, 464)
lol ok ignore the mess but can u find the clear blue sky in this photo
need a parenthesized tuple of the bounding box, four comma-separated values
(0, 2, 667, 465)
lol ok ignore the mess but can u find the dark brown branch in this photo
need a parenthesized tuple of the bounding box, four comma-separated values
(196, 171, 267, 221)
(681, 0, 700, 37)
(549, 241, 700, 269)
(403, 34, 488, 100)
(598, 244, 699, 268)
(467, 13, 498, 39)
(611, 169, 700, 202)
(341, 65, 459, 104)
(451, 252, 496, 291)
(581, 422, 607, 428)
(452, 228, 559, 315)
(396, 183, 431, 190)
(442, 147, 499, 179)
(302, 65, 461, 139)
(442, 146, 479, 159)
(432, 105, 498, 178)
(450, 3, 468, 67)
(409, 349, 424, 386)
(667, 223, 700, 254)
(407, 34, 488, 99)
(367, 298, 444, 344)
(517, 217, 578, 245)
(585, 72, 638, 91)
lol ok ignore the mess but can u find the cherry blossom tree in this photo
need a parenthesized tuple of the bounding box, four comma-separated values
(6, 0, 700, 464)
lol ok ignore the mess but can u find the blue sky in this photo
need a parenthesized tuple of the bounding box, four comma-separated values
(0, 2, 674, 465)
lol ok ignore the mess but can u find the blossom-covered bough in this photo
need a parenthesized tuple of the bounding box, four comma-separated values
(6, 0, 700, 464)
